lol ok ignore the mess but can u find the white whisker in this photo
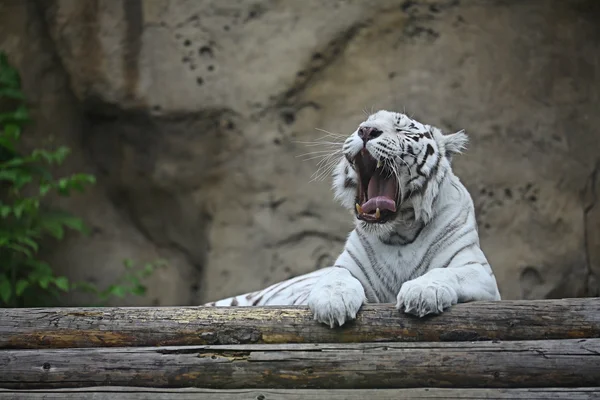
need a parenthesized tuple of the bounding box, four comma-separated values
(293, 141, 344, 147)
(301, 143, 344, 148)
(314, 128, 346, 138)
(300, 154, 338, 162)
(296, 149, 341, 157)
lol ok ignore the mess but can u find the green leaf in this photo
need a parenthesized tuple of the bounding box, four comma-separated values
(0, 137, 16, 152)
(7, 243, 32, 257)
(0, 105, 29, 124)
(13, 204, 23, 218)
(60, 216, 86, 233)
(46, 223, 64, 240)
(0, 156, 29, 168)
(40, 219, 65, 240)
(27, 164, 53, 182)
(0, 87, 24, 100)
(53, 276, 69, 291)
(14, 172, 33, 189)
(143, 263, 155, 275)
(14, 236, 39, 252)
(24, 259, 52, 275)
(1, 123, 20, 142)
(0, 52, 21, 88)
(39, 183, 52, 196)
(53, 147, 70, 165)
(56, 177, 70, 195)
(0, 169, 18, 182)
(38, 276, 51, 289)
(0, 167, 36, 189)
(0, 275, 12, 304)
(15, 279, 29, 296)
(71, 281, 99, 295)
(0, 205, 11, 218)
(131, 284, 146, 296)
(106, 285, 126, 298)
(31, 149, 53, 164)
(40, 210, 89, 235)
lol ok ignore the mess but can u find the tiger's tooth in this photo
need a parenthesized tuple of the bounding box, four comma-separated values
(375, 208, 381, 219)
(377, 160, 382, 169)
(356, 204, 363, 214)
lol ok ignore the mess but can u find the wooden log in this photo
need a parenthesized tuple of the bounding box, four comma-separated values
(1, 339, 600, 390)
(0, 387, 599, 400)
(1, 298, 600, 349)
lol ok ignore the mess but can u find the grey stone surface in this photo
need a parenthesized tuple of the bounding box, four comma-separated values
(1, 0, 598, 305)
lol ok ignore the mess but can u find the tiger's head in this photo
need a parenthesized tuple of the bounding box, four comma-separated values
(331, 110, 468, 228)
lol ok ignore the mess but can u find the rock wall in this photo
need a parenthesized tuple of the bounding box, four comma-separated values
(0, 0, 598, 305)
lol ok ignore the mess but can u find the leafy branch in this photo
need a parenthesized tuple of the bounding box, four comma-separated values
(0, 51, 163, 307)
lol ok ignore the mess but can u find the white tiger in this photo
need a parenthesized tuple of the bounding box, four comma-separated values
(205, 110, 501, 328)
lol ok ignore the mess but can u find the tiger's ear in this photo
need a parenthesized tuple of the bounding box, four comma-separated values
(443, 130, 468, 157)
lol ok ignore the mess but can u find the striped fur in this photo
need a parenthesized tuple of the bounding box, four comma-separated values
(206, 110, 501, 328)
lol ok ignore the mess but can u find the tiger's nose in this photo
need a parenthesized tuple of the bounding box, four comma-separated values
(358, 127, 383, 143)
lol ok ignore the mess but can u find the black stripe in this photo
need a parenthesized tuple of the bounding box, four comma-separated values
(377, 142, 395, 152)
(260, 276, 314, 305)
(416, 146, 436, 177)
(440, 242, 477, 269)
(462, 260, 490, 268)
(346, 250, 380, 302)
(250, 279, 289, 306)
(383, 231, 411, 245)
(408, 205, 470, 279)
(245, 291, 259, 300)
(251, 295, 263, 306)
(413, 155, 445, 196)
(344, 177, 357, 188)
(293, 291, 310, 305)
(356, 230, 398, 296)
(382, 221, 425, 246)
(413, 225, 476, 280)
(407, 175, 424, 186)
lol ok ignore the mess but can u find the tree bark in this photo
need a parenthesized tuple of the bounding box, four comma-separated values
(1, 339, 600, 389)
(0, 387, 598, 400)
(1, 298, 600, 349)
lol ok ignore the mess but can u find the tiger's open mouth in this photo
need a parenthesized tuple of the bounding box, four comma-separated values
(353, 149, 399, 224)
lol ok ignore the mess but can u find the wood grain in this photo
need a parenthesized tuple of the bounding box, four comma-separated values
(2, 339, 600, 390)
(0, 387, 599, 399)
(1, 298, 599, 349)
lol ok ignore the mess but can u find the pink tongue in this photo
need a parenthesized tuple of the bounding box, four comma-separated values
(361, 196, 396, 213)
(361, 173, 397, 213)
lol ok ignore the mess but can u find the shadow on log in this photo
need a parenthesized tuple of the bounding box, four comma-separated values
(1, 298, 600, 349)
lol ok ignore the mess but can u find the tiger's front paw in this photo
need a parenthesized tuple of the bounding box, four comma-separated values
(396, 273, 458, 317)
(307, 268, 366, 328)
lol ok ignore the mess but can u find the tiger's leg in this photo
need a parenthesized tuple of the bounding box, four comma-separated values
(307, 266, 367, 328)
(204, 267, 335, 307)
(396, 250, 501, 317)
